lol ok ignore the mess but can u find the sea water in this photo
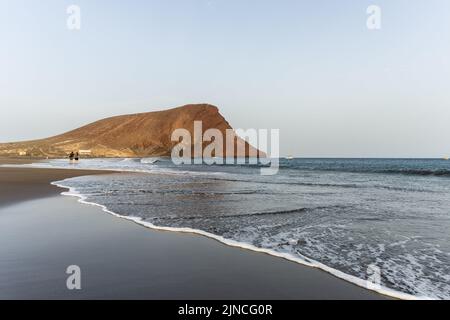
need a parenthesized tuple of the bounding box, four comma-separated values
(26, 158, 450, 299)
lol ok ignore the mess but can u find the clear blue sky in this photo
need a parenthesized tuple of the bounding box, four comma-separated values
(1, 0, 449, 157)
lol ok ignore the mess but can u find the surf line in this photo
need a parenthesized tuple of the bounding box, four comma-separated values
(50, 178, 425, 301)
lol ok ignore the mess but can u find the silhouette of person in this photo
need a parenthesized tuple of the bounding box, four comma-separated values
(69, 151, 75, 162)
(75, 152, 79, 162)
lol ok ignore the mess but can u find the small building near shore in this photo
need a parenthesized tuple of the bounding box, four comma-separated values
(79, 150, 92, 155)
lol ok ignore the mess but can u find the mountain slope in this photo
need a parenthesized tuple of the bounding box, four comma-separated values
(0, 104, 263, 158)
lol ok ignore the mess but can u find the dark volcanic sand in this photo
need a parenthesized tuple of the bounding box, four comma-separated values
(0, 165, 389, 299)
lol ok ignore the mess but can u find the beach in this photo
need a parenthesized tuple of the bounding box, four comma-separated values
(0, 160, 388, 299)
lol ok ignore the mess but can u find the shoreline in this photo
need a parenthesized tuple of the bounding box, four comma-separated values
(0, 166, 112, 209)
(54, 178, 417, 300)
(0, 162, 393, 299)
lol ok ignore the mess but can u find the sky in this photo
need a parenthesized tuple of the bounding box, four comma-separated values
(1, 0, 449, 157)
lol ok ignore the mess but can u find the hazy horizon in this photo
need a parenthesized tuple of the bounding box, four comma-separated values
(1, 0, 449, 158)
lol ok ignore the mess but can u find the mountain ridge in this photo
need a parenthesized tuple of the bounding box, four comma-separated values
(0, 104, 262, 158)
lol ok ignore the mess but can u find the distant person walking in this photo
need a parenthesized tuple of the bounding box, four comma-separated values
(75, 152, 79, 162)
(69, 151, 75, 163)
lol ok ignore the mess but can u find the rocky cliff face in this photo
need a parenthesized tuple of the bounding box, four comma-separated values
(0, 104, 262, 158)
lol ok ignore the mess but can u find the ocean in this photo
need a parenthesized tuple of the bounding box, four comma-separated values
(24, 158, 450, 299)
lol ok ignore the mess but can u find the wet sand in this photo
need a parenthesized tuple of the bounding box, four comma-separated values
(0, 166, 110, 209)
(0, 163, 389, 299)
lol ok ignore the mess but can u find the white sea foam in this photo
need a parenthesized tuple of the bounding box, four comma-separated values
(140, 157, 161, 164)
(51, 177, 428, 300)
(1, 159, 226, 177)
